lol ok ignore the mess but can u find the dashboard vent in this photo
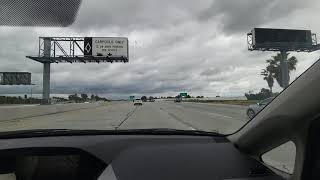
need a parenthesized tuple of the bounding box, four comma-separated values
(214, 137, 230, 143)
(249, 167, 272, 177)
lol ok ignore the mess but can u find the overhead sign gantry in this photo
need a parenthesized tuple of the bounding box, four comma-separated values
(247, 28, 320, 88)
(27, 37, 129, 104)
(27, 37, 129, 63)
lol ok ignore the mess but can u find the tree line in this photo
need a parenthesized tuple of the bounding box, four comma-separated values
(0, 96, 41, 104)
(68, 94, 108, 103)
(139, 95, 205, 99)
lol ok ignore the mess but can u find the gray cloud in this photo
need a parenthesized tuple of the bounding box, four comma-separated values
(198, 0, 313, 34)
(71, 0, 207, 33)
(0, 0, 319, 98)
(200, 67, 228, 76)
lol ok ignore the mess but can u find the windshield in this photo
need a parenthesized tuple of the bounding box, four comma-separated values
(0, 0, 319, 135)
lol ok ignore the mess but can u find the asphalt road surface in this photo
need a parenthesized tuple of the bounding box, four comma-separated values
(0, 101, 249, 134)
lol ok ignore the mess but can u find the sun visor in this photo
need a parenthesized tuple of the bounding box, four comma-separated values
(0, 0, 82, 27)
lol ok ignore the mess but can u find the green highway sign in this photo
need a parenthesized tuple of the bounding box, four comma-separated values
(180, 93, 188, 97)
(129, 96, 135, 100)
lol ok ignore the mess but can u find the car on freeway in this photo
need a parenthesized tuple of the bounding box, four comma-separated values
(247, 97, 274, 119)
(0, 1, 319, 180)
(133, 99, 143, 106)
(174, 96, 182, 103)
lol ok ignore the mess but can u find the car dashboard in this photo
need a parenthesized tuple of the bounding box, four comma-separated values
(0, 135, 284, 180)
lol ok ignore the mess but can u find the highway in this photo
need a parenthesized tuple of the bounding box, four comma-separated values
(0, 101, 249, 134)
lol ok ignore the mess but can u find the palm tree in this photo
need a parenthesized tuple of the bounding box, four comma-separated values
(261, 53, 298, 88)
(261, 69, 274, 92)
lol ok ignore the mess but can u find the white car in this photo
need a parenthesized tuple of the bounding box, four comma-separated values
(133, 99, 143, 106)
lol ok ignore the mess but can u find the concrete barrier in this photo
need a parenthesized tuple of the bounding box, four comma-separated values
(0, 102, 109, 122)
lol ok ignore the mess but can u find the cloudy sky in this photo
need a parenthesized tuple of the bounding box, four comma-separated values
(0, 0, 319, 99)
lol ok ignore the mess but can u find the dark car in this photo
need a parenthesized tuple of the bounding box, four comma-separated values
(174, 98, 182, 103)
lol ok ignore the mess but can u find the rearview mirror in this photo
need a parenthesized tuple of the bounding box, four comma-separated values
(0, 0, 82, 27)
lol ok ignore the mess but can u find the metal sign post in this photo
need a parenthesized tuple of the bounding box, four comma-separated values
(42, 38, 51, 104)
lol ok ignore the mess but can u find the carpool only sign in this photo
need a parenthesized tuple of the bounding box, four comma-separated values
(84, 37, 128, 59)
